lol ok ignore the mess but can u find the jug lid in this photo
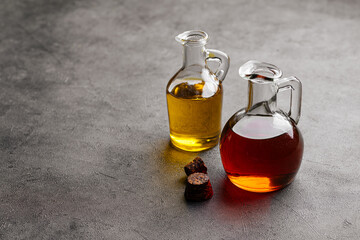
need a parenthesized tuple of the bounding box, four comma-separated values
(239, 60, 282, 83)
(175, 30, 208, 45)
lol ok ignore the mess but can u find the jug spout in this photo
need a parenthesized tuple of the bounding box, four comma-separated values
(239, 61, 282, 114)
(176, 30, 208, 68)
(239, 60, 282, 82)
(175, 30, 230, 81)
(239, 60, 302, 124)
(175, 30, 209, 45)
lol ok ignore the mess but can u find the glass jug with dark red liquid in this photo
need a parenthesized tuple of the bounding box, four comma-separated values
(220, 60, 304, 192)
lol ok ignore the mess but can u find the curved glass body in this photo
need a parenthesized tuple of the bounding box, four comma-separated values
(166, 31, 229, 152)
(220, 61, 304, 192)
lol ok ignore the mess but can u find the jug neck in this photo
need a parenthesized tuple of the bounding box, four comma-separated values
(246, 80, 277, 115)
(182, 44, 206, 68)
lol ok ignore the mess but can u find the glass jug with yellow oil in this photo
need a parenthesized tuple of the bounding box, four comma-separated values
(166, 30, 230, 152)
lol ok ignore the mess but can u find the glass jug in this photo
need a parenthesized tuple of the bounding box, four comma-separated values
(166, 30, 230, 152)
(220, 60, 304, 192)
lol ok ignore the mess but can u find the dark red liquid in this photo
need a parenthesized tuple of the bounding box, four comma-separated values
(220, 124, 304, 192)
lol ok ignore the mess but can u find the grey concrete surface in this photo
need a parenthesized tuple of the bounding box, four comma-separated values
(0, 0, 359, 239)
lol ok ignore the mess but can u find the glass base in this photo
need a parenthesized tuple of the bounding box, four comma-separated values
(170, 133, 219, 152)
(227, 173, 297, 193)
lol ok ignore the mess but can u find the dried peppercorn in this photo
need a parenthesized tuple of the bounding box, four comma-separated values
(185, 173, 213, 202)
(184, 157, 207, 176)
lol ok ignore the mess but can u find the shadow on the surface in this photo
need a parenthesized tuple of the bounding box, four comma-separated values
(154, 137, 220, 175)
(159, 140, 198, 173)
(183, 177, 277, 215)
(218, 177, 276, 207)
(147, 139, 198, 193)
(215, 177, 301, 222)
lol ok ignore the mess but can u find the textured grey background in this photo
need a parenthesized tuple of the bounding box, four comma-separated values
(0, 0, 359, 239)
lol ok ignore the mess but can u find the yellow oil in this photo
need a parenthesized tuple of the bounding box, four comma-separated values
(166, 80, 223, 152)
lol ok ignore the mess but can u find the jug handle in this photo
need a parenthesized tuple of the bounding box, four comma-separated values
(276, 76, 302, 124)
(206, 49, 230, 82)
